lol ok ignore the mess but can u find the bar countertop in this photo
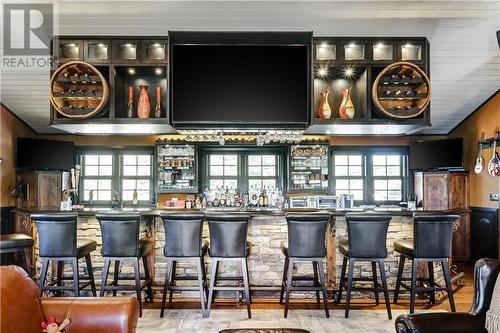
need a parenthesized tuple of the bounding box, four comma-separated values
(13, 206, 470, 217)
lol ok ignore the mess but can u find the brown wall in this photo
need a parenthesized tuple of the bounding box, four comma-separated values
(0, 106, 36, 207)
(449, 91, 500, 209)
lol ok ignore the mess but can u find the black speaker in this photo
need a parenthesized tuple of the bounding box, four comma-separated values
(497, 30, 500, 50)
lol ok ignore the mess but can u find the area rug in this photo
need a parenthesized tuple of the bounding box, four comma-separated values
(220, 330, 309, 333)
(137, 309, 406, 333)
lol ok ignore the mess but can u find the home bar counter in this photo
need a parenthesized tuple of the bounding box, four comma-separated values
(14, 207, 466, 299)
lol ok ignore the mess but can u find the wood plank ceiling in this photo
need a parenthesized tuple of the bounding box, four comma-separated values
(1, 0, 499, 134)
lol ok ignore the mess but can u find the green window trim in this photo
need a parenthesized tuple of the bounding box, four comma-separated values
(76, 147, 154, 206)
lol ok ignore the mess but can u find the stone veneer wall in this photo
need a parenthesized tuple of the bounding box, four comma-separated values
(40, 214, 442, 299)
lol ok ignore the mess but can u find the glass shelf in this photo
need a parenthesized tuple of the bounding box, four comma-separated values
(289, 145, 329, 191)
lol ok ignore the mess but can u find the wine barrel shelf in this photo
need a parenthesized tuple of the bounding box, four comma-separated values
(372, 62, 430, 119)
(49, 61, 109, 119)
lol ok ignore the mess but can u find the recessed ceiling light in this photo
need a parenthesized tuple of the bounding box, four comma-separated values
(128, 68, 136, 75)
(155, 68, 162, 75)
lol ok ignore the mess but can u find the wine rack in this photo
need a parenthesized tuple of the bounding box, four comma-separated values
(49, 61, 109, 119)
(156, 144, 197, 193)
(289, 145, 329, 191)
(372, 62, 430, 119)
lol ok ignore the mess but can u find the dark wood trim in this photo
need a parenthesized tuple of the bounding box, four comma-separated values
(0, 206, 15, 235)
(448, 89, 500, 135)
(0, 102, 38, 135)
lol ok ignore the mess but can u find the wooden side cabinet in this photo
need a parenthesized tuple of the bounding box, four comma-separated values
(414, 171, 470, 262)
(16, 171, 62, 209)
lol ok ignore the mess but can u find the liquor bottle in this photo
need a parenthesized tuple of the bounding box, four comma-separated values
(263, 188, 269, 207)
(243, 188, 249, 208)
(132, 189, 138, 205)
(258, 189, 265, 207)
(89, 190, 94, 205)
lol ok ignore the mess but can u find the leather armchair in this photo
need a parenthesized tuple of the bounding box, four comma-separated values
(395, 258, 500, 333)
(0, 265, 139, 333)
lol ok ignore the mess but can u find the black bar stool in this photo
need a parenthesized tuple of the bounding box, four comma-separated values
(206, 213, 251, 318)
(280, 213, 331, 318)
(393, 213, 458, 314)
(0, 233, 34, 274)
(335, 213, 392, 319)
(159, 213, 208, 318)
(96, 212, 154, 317)
(32, 212, 97, 297)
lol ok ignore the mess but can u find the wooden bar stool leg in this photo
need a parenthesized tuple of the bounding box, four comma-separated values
(345, 258, 355, 319)
(169, 261, 177, 303)
(317, 260, 330, 318)
(428, 261, 436, 304)
(133, 259, 142, 317)
(206, 258, 218, 318)
(100, 258, 110, 297)
(241, 258, 251, 319)
(85, 255, 97, 297)
(378, 260, 392, 320)
(336, 256, 347, 304)
(313, 261, 320, 304)
(371, 261, 380, 305)
(39, 258, 50, 295)
(72, 258, 79, 297)
(195, 257, 207, 317)
(410, 259, 419, 314)
(143, 257, 153, 302)
(160, 259, 173, 318)
(56, 261, 64, 296)
(112, 260, 120, 297)
(279, 257, 289, 304)
(22, 247, 32, 277)
(284, 258, 294, 318)
(393, 255, 405, 304)
(441, 259, 456, 312)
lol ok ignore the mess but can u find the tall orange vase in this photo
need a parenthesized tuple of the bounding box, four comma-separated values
(137, 85, 150, 118)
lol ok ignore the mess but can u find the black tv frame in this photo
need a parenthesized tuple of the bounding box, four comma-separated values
(168, 31, 313, 130)
(409, 137, 465, 171)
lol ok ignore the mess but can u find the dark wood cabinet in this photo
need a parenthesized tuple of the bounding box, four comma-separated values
(414, 171, 470, 262)
(12, 210, 35, 276)
(53, 39, 83, 64)
(471, 207, 498, 261)
(16, 171, 62, 209)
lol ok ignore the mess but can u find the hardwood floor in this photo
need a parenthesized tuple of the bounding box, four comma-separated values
(145, 264, 474, 313)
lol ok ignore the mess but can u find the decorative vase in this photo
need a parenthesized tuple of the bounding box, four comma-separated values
(318, 89, 331, 119)
(154, 86, 163, 118)
(339, 87, 355, 119)
(125, 86, 134, 118)
(137, 85, 150, 118)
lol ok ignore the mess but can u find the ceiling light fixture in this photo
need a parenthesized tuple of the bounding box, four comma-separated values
(343, 65, 356, 79)
(155, 68, 162, 75)
(316, 65, 329, 78)
(128, 68, 136, 75)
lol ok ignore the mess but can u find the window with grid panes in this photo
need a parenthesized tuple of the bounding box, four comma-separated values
(332, 148, 408, 204)
(78, 148, 153, 204)
(121, 154, 152, 202)
(82, 154, 113, 201)
(372, 155, 404, 202)
(333, 154, 364, 201)
(248, 155, 278, 190)
(208, 154, 239, 190)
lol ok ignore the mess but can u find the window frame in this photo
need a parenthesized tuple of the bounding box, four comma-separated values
(331, 146, 409, 205)
(76, 147, 154, 206)
(199, 146, 287, 192)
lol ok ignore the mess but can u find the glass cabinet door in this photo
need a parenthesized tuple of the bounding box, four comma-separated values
(156, 144, 197, 193)
(84, 40, 111, 63)
(113, 40, 138, 63)
(400, 42, 423, 61)
(141, 40, 167, 63)
(372, 42, 394, 61)
(56, 39, 83, 63)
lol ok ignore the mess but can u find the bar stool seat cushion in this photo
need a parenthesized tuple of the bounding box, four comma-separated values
(394, 239, 414, 257)
(0, 234, 34, 250)
(138, 238, 153, 258)
(164, 240, 209, 257)
(338, 238, 349, 257)
(76, 239, 97, 258)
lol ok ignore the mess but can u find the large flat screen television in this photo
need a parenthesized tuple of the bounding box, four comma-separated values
(169, 31, 312, 129)
(410, 138, 464, 170)
(17, 138, 74, 171)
